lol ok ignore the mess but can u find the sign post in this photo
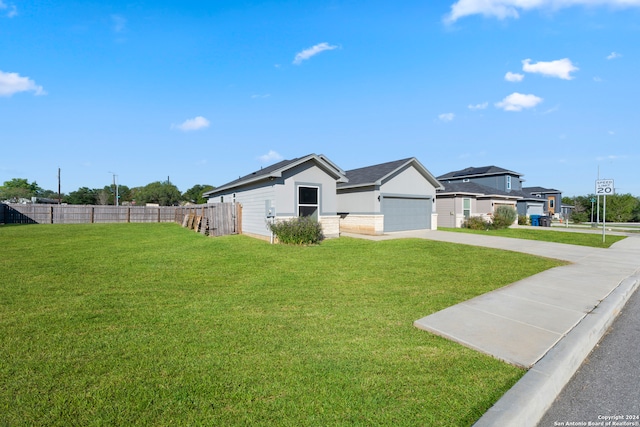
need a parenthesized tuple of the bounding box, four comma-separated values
(595, 179, 614, 243)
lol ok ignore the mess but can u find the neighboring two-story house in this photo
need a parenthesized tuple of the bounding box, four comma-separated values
(522, 186, 563, 218)
(436, 166, 549, 226)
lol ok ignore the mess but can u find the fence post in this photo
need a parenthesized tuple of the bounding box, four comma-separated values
(50, 206, 54, 224)
(91, 207, 95, 223)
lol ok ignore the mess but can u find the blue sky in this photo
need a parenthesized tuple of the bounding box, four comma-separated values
(2, 0, 639, 197)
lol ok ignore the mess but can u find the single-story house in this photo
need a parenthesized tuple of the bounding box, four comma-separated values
(435, 182, 521, 228)
(336, 158, 443, 235)
(203, 154, 348, 240)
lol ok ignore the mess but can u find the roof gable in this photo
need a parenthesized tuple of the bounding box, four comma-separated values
(338, 158, 442, 190)
(204, 153, 347, 197)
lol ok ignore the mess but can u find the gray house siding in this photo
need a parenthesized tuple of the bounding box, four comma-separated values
(336, 187, 376, 214)
(208, 182, 276, 238)
(205, 154, 345, 240)
(460, 174, 521, 193)
(435, 195, 480, 228)
(276, 162, 340, 216)
(436, 198, 456, 228)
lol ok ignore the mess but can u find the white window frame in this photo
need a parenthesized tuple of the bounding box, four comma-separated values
(298, 186, 319, 220)
(463, 198, 471, 219)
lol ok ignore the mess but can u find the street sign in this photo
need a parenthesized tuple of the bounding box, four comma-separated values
(595, 179, 615, 195)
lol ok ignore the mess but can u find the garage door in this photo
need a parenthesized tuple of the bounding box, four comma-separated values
(382, 196, 431, 232)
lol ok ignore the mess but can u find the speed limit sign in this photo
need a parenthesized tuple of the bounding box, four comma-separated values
(595, 179, 615, 195)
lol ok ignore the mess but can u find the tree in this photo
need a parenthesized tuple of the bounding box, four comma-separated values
(134, 181, 182, 206)
(568, 193, 640, 223)
(96, 189, 111, 205)
(0, 178, 43, 202)
(64, 187, 98, 205)
(567, 196, 591, 224)
(603, 193, 639, 222)
(182, 184, 215, 204)
(117, 185, 132, 204)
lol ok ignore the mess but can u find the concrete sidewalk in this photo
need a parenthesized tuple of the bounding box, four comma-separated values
(341, 229, 640, 426)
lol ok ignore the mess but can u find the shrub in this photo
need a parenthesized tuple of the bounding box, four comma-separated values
(463, 216, 491, 230)
(492, 206, 517, 229)
(269, 216, 324, 245)
(518, 215, 528, 226)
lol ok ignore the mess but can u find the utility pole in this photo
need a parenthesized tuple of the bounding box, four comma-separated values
(58, 168, 61, 205)
(109, 172, 119, 206)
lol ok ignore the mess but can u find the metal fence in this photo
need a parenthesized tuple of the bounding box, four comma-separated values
(0, 203, 241, 237)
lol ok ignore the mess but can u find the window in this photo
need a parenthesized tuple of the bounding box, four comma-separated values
(506, 176, 512, 190)
(463, 198, 471, 219)
(298, 186, 318, 219)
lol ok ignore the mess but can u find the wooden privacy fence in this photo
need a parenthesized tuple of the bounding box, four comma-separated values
(0, 203, 241, 237)
(177, 203, 242, 237)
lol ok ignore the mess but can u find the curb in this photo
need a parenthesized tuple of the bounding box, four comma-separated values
(473, 272, 640, 427)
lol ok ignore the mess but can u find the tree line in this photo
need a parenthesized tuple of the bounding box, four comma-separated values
(563, 194, 640, 223)
(4, 178, 639, 221)
(0, 178, 215, 206)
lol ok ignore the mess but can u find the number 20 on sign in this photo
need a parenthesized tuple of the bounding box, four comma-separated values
(595, 179, 615, 195)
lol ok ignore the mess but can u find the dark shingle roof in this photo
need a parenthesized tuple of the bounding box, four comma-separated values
(339, 158, 413, 187)
(337, 157, 442, 189)
(523, 186, 561, 194)
(437, 165, 522, 180)
(204, 153, 346, 197)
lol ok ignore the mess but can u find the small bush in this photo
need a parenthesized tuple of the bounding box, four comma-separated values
(518, 215, 529, 226)
(492, 206, 517, 229)
(269, 216, 324, 245)
(463, 216, 491, 230)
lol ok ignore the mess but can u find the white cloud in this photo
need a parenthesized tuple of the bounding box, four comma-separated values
(171, 116, 210, 132)
(607, 51, 622, 60)
(111, 14, 126, 33)
(444, 0, 640, 23)
(495, 92, 543, 111)
(505, 71, 524, 82)
(522, 58, 578, 80)
(0, 70, 46, 97)
(259, 150, 283, 163)
(0, 1, 17, 18)
(293, 43, 338, 65)
(468, 102, 488, 110)
(438, 113, 455, 122)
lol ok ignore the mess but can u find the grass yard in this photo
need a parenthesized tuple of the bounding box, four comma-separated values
(0, 223, 565, 426)
(441, 226, 626, 248)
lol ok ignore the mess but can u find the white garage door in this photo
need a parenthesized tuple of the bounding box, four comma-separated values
(382, 196, 431, 232)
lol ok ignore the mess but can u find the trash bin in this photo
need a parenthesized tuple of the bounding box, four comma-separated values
(540, 216, 551, 227)
(530, 215, 540, 226)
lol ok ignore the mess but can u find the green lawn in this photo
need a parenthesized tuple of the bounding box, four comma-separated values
(441, 226, 626, 248)
(0, 223, 565, 426)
